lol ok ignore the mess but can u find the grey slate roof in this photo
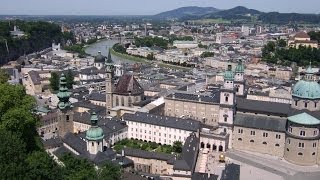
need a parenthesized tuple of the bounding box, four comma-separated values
(88, 92, 106, 102)
(234, 113, 287, 132)
(166, 92, 220, 104)
(123, 148, 175, 162)
(123, 112, 200, 132)
(28, 70, 41, 85)
(192, 173, 219, 180)
(173, 133, 199, 171)
(236, 97, 290, 116)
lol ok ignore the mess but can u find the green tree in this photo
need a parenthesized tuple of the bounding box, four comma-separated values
(66, 69, 74, 89)
(61, 153, 97, 180)
(0, 68, 9, 83)
(49, 72, 59, 91)
(25, 151, 63, 180)
(277, 39, 287, 47)
(146, 52, 154, 60)
(98, 162, 122, 180)
(173, 141, 183, 153)
(0, 129, 27, 179)
(201, 51, 215, 58)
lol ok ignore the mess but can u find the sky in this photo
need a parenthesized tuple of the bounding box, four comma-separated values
(1, 0, 320, 15)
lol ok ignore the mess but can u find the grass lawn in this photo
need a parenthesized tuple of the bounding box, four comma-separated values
(113, 139, 182, 155)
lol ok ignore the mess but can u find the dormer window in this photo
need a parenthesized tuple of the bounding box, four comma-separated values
(295, 100, 298, 106)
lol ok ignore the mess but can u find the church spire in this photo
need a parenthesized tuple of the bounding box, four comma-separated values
(106, 48, 113, 64)
(57, 73, 72, 110)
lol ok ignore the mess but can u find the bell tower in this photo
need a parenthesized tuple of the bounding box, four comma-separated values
(234, 60, 245, 96)
(86, 112, 104, 155)
(106, 49, 114, 115)
(219, 65, 236, 149)
(57, 73, 74, 137)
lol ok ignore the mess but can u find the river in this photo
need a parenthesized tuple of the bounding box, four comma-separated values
(84, 39, 135, 64)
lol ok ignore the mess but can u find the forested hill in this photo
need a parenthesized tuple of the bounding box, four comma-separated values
(0, 20, 69, 66)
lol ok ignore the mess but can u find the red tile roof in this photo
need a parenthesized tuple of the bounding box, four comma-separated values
(114, 74, 144, 95)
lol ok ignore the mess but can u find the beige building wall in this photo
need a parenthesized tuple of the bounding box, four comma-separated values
(164, 98, 220, 126)
(233, 126, 285, 157)
(126, 156, 173, 176)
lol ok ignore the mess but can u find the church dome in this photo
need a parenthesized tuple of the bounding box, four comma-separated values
(235, 61, 244, 73)
(94, 51, 106, 63)
(86, 112, 104, 141)
(224, 65, 234, 81)
(86, 127, 104, 141)
(292, 80, 320, 99)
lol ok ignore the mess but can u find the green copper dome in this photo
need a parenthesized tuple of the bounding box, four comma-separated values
(57, 73, 72, 110)
(235, 61, 244, 73)
(292, 80, 320, 99)
(86, 112, 104, 141)
(224, 65, 234, 81)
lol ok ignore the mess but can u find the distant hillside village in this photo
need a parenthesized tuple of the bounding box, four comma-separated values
(2, 18, 320, 180)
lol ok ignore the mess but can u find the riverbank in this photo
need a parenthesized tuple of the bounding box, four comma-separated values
(111, 46, 191, 71)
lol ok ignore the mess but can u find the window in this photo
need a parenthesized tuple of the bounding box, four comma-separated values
(225, 96, 229, 102)
(315, 102, 317, 108)
(224, 117, 227, 122)
(288, 126, 292, 133)
(250, 140, 254, 143)
(312, 152, 316, 156)
(238, 129, 243, 134)
(313, 142, 317, 147)
(287, 139, 291, 144)
(287, 148, 289, 152)
(298, 142, 305, 148)
(275, 144, 280, 147)
(238, 138, 242, 141)
(262, 142, 267, 145)
(263, 132, 268, 137)
(98, 142, 100, 145)
(276, 134, 281, 139)
(300, 131, 306, 136)
(250, 131, 255, 136)
(314, 130, 318, 136)
(295, 101, 298, 106)
(305, 102, 308, 108)
(66, 115, 70, 122)
(298, 152, 303, 156)
(92, 142, 94, 146)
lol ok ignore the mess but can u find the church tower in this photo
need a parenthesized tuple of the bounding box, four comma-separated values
(86, 112, 104, 155)
(234, 60, 245, 96)
(106, 49, 114, 114)
(219, 65, 236, 149)
(57, 73, 74, 137)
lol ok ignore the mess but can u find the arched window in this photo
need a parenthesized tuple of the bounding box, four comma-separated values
(238, 138, 242, 141)
(250, 140, 254, 143)
(263, 142, 267, 145)
(298, 152, 303, 156)
(312, 152, 316, 156)
(128, 97, 132, 107)
(295, 100, 298, 106)
(116, 96, 119, 106)
(305, 102, 308, 108)
(225, 96, 229, 102)
(121, 96, 125, 106)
